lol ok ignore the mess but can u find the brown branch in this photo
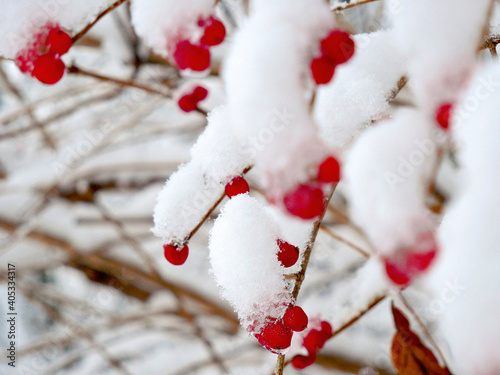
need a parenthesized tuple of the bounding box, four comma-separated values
(320, 225, 370, 257)
(332, 0, 380, 11)
(72, 0, 129, 43)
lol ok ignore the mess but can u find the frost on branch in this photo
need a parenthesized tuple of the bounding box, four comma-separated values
(387, 0, 491, 110)
(208, 195, 292, 333)
(223, 0, 334, 198)
(152, 107, 250, 245)
(314, 30, 406, 153)
(344, 109, 440, 258)
(428, 63, 500, 374)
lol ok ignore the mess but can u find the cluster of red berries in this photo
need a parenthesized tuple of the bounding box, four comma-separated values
(178, 85, 208, 112)
(256, 305, 309, 353)
(435, 103, 453, 130)
(310, 30, 355, 85)
(292, 320, 333, 369)
(172, 16, 226, 72)
(283, 155, 341, 220)
(15, 24, 72, 85)
(383, 232, 438, 286)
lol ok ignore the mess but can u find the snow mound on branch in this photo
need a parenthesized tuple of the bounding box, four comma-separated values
(0, 0, 116, 58)
(428, 63, 500, 375)
(152, 107, 251, 245)
(130, 0, 213, 57)
(343, 109, 440, 255)
(208, 195, 292, 331)
(386, 0, 491, 110)
(315, 30, 406, 153)
(223, 0, 332, 198)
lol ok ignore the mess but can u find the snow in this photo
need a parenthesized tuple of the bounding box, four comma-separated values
(0, 0, 117, 59)
(315, 30, 406, 153)
(223, 0, 333, 199)
(386, 0, 491, 110)
(343, 109, 441, 255)
(152, 107, 250, 245)
(426, 63, 500, 375)
(208, 195, 292, 332)
(130, 0, 214, 57)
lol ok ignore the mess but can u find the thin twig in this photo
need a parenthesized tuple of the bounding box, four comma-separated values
(72, 0, 129, 43)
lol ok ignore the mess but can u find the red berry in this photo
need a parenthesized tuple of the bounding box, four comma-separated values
(277, 240, 299, 268)
(163, 244, 189, 265)
(310, 55, 336, 85)
(283, 305, 308, 332)
(192, 85, 208, 101)
(320, 30, 355, 64)
(384, 233, 438, 286)
(47, 27, 72, 55)
(32, 54, 65, 84)
(256, 320, 293, 351)
(303, 329, 323, 352)
(317, 156, 341, 183)
(319, 321, 332, 340)
(178, 95, 198, 112)
(292, 352, 316, 369)
(283, 183, 324, 220)
(173, 40, 210, 71)
(408, 248, 437, 272)
(384, 259, 412, 286)
(436, 103, 453, 130)
(225, 176, 250, 198)
(200, 17, 226, 46)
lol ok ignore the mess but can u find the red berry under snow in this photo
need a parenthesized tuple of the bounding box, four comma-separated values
(47, 27, 72, 55)
(310, 55, 336, 85)
(32, 54, 65, 85)
(303, 320, 332, 353)
(292, 352, 316, 369)
(436, 103, 453, 130)
(225, 176, 250, 198)
(384, 234, 438, 286)
(283, 183, 324, 220)
(256, 320, 293, 351)
(317, 156, 341, 183)
(283, 305, 308, 332)
(277, 239, 299, 267)
(192, 86, 208, 101)
(163, 244, 189, 266)
(173, 40, 211, 72)
(177, 85, 208, 113)
(200, 17, 226, 46)
(320, 30, 355, 65)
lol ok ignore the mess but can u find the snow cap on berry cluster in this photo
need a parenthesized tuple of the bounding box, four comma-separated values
(0, 0, 116, 59)
(427, 63, 500, 374)
(315, 30, 406, 153)
(223, 0, 333, 198)
(386, 0, 491, 110)
(343, 109, 440, 256)
(152, 107, 252, 245)
(209, 195, 292, 332)
(130, 0, 213, 57)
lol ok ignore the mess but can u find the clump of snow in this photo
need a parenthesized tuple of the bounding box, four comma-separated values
(0, 0, 116, 59)
(386, 0, 491, 110)
(315, 30, 406, 153)
(152, 107, 251, 245)
(130, 0, 213, 57)
(427, 63, 500, 375)
(223, 0, 333, 199)
(208, 194, 292, 332)
(343, 109, 441, 255)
